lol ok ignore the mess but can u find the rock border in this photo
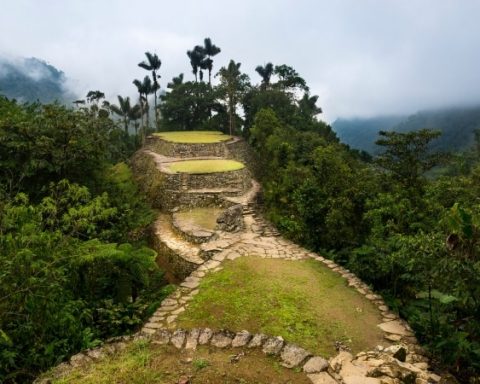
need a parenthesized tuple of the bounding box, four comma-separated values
(36, 327, 440, 384)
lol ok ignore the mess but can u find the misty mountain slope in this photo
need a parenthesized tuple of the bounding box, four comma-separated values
(0, 57, 72, 103)
(332, 115, 406, 153)
(333, 106, 480, 154)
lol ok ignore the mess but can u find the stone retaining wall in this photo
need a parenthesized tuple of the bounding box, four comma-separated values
(145, 136, 229, 158)
(144, 135, 254, 164)
(129, 151, 165, 208)
(131, 150, 252, 210)
(162, 166, 251, 192)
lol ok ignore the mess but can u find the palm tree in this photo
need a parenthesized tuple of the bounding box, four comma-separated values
(138, 52, 162, 129)
(217, 60, 250, 135)
(110, 95, 133, 134)
(128, 103, 142, 137)
(133, 76, 153, 143)
(167, 73, 184, 89)
(203, 38, 221, 85)
(187, 46, 206, 82)
(298, 93, 322, 117)
(255, 63, 274, 90)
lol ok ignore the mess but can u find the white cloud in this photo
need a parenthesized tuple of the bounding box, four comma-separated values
(1, 0, 480, 122)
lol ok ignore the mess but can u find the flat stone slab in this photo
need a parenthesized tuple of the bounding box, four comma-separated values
(343, 377, 381, 384)
(307, 372, 338, 384)
(303, 356, 329, 373)
(378, 320, 412, 336)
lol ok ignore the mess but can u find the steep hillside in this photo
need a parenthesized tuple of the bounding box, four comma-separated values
(333, 106, 480, 154)
(332, 115, 406, 153)
(0, 57, 72, 102)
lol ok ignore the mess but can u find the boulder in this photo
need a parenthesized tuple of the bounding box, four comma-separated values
(248, 333, 268, 348)
(280, 344, 312, 368)
(216, 204, 244, 232)
(262, 336, 284, 355)
(198, 328, 214, 345)
(232, 330, 253, 347)
(171, 329, 187, 349)
(210, 330, 234, 348)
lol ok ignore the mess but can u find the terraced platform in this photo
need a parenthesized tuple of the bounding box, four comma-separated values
(40, 132, 438, 384)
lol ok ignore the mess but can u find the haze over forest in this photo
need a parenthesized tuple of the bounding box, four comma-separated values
(2, 0, 480, 122)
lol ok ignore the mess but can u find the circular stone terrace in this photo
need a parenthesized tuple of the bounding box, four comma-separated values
(153, 130, 234, 143)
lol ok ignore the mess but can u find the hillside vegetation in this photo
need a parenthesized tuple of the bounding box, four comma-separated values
(1, 39, 479, 384)
(333, 106, 480, 154)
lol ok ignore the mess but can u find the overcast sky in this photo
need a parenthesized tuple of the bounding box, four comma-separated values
(1, 0, 480, 122)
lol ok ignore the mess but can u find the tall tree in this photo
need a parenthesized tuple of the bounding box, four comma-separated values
(138, 52, 162, 130)
(167, 73, 184, 89)
(217, 60, 250, 135)
(203, 38, 221, 86)
(187, 46, 206, 82)
(132, 76, 153, 143)
(255, 63, 274, 90)
(375, 129, 444, 191)
(110, 96, 130, 134)
(274, 64, 309, 93)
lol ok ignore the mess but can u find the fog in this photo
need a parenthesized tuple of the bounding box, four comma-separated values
(1, 0, 480, 122)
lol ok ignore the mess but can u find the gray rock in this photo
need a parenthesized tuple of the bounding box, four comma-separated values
(86, 348, 105, 360)
(171, 329, 187, 349)
(152, 329, 171, 345)
(216, 204, 244, 232)
(280, 344, 312, 368)
(232, 330, 253, 347)
(262, 336, 284, 355)
(198, 328, 214, 345)
(210, 330, 234, 348)
(247, 333, 268, 348)
(303, 356, 329, 373)
(185, 328, 201, 350)
(69, 353, 91, 368)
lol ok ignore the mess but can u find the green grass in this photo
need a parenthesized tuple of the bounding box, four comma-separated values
(167, 159, 245, 174)
(174, 207, 223, 231)
(154, 131, 233, 143)
(50, 340, 310, 383)
(177, 257, 387, 356)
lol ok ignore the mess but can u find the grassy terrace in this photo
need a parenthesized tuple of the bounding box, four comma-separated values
(177, 257, 387, 356)
(167, 159, 245, 174)
(174, 207, 223, 231)
(154, 130, 233, 143)
(51, 341, 310, 384)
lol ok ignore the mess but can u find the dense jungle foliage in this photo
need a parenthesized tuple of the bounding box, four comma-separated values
(246, 91, 480, 383)
(0, 96, 171, 383)
(1, 39, 479, 383)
